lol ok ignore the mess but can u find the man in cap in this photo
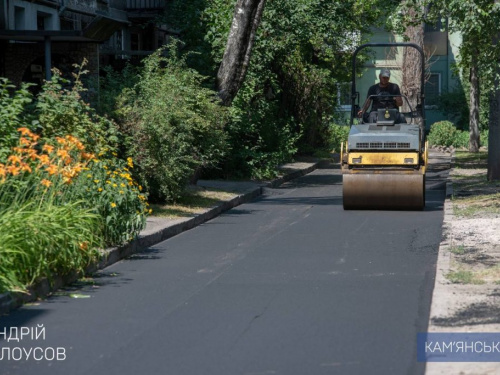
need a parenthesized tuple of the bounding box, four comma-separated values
(357, 68, 405, 123)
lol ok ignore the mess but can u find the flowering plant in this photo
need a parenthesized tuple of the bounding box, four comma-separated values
(70, 151, 149, 245)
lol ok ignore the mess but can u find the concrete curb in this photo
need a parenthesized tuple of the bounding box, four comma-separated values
(0, 159, 325, 316)
(425, 152, 455, 375)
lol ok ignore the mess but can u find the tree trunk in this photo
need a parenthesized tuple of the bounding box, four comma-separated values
(469, 57, 480, 152)
(400, 4, 425, 136)
(488, 31, 500, 180)
(216, 0, 266, 106)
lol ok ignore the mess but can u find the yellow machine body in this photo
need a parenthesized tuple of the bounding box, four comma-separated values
(341, 142, 428, 210)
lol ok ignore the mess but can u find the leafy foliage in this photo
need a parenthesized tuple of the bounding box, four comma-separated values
(198, 0, 391, 177)
(0, 79, 34, 163)
(0, 200, 101, 293)
(329, 124, 350, 153)
(117, 43, 229, 202)
(428, 120, 488, 148)
(35, 61, 120, 155)
(69, 153, 149, 245)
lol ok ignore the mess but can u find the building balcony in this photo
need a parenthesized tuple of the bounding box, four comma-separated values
(126, 0, 166, 10)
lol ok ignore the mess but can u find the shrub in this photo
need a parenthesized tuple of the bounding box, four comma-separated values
(428, 121, 459, 147)
(120, 42, 229, 202)
(0, 129, 102, 293)
(221, 84, 301, 180)
(329, 124, 350, 152)
(0, 128, 148, 247)
(34, 61, 119, 155)
(68, 153, 149, 245)
(428, 120, 489, 149)
(453, 130, 470, 149)
(0, 78, 34, 163)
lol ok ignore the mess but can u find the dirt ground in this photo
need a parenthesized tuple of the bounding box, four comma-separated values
(426, 149, 500, 375)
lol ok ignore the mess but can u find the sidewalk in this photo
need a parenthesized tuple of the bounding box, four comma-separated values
(426, 149, 500, 375)
(0, 157, 326, 316)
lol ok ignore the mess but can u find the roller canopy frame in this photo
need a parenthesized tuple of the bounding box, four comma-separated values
(350, 42, 426, 144)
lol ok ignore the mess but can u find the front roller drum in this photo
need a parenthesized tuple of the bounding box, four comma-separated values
(343, 173, 425, 210)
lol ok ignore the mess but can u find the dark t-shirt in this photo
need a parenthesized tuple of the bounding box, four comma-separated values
(367, 82, 401, 111)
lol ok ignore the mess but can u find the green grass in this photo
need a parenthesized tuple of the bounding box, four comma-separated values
(0, 201, 101, 293)
(450, 245, 467, 255)
(454, 151, 488, 169)
(151, 188, 236, 218)
(446, 270, 485, 284)
(453, 192, 500, 217)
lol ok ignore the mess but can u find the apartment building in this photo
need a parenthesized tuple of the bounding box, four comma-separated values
(0, 0, 168, 88)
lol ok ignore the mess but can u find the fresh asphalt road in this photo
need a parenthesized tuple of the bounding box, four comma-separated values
(0, 160, 447, 375)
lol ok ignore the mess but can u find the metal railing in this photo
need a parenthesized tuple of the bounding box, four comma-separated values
(126, 0, 166, 10)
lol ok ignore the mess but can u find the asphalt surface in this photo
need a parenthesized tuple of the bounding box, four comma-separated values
(0, 161, 447, 375)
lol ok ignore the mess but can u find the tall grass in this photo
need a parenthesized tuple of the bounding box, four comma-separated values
(0, 201, 101, 293)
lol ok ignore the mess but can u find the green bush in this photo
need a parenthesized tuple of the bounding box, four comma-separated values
(453, 130, 470, 149)
(0, 128, 149, 292)
(329, 124, 350, 152)
(35, 61, 119, 155)
(220, 79, 301, 180)
(119, 43, 229, 202)
(68, 153, 148, 245)
(0, 78, 34, 163)
(428, 120, 489, 149)
(428, 121, 458, 147)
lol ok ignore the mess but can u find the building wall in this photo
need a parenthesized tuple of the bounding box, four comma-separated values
(339, 26, 463, 130)
(9, 0, 60, 30)
(3, 41, 98, 88)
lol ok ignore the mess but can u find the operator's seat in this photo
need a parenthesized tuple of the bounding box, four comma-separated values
(376, 108, 398, 126)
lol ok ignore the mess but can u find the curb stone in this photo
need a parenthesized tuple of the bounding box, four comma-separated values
(0, 159, 326, 316)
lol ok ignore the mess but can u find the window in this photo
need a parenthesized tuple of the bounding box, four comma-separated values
(14, 7, 25, 30)
(37, 12, 53, 31)
(425, 73, 441, 107)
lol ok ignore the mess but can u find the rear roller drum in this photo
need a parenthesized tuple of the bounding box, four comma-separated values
(343, 173, 425, 210)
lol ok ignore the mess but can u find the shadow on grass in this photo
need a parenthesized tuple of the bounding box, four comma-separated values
(432, 302, 500, 326)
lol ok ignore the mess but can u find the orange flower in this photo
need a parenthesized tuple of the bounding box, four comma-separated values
(56, 149, 69, 159)
(38, 154, 50, 165)
(27, 149, 38, 161)
(46, 164, 58, 175)
(73, 164, 83, 174)
(81, 152, 95, 160)
(56, 137, 66, 145)
(42, 144, 55, 154)
(7, 155, 22, 164)
(62, 169, 76, 179)
(6, 165, 20, 176)
(20, 163, 32, 173)
(19, 137, 31, 146)
(17, 127, 34, 137)
(40, 179, 52, 187)
(0, 165, 6, 179)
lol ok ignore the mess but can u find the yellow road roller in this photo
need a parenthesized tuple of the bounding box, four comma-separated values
(341, 43, 427, 210)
